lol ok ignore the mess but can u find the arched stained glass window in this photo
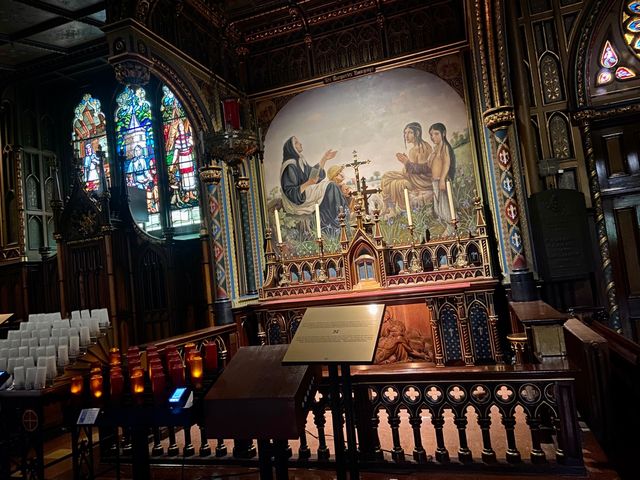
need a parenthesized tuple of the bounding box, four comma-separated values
(72, 94, 109, 192)
(624, 2, 640, 56)
(161, 85, 200, 228)
(115, 86, 160, 231)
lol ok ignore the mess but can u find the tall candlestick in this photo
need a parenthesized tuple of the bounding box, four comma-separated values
(404, 188, 413, 226)
(315, 203, 322, 239)
(274, 209, 283, 244)
(446, 179, 456, 220)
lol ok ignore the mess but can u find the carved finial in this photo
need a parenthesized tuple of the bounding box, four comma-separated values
(474, 192, 486, 234)
(338, 206, 349, 246)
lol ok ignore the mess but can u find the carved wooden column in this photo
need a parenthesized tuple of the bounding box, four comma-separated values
(235, 176, 257, 295)
(427, 298, 445, 367)
(469, 0, 536, 300)
(486, 291, 504, 363)
(455, 295, 474, 365)
(50, 155, 67, 316)
(573, 112, 621, 332)
(199, 164, 233, 325)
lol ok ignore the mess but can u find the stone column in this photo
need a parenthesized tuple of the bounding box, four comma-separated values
(235, 176, 257, 295)
(483, 108, 536, 300)
(199, 164, 233, 325)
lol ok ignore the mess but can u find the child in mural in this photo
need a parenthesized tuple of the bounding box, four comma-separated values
(427, 123, 456, 224)
(381, 122, 433, 217)
(327, 164, 355, 211)
(280, 136, 349, 232)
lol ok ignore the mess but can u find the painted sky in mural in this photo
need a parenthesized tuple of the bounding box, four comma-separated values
(263, 65, 476, 257)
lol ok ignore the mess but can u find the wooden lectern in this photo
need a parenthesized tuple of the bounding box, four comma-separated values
(204, 345, 315, 479)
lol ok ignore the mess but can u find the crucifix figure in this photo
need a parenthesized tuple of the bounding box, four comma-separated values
(344, 150, 380, 214)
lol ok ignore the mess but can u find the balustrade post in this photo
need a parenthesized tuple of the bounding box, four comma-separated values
(215, 438, 227, 457)
(409, 412, 427, 463)
(353, 383, 379, 461)
(526, 415, 547, 464)
(431, 413, 450, 463)
(233, 439, 257, 459)
(183, 426, 195, 457)
(477, 415, 496, 463)
(199, 426, 211, 457)
(312, 403, 330, 460)
(167, 427, 179, 456)
(151, 427, 163, 456)
(454, 412, 473, 463)
(501, 414, 522, 463)
(554, 380, 583, 466)
(388, 410, 405, 462)
(298, 429, 311, 460)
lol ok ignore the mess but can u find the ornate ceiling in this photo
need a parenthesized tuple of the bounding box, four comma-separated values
(0, 0, 106, 71)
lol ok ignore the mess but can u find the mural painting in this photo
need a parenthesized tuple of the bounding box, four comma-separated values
(262, 56, 478, 258)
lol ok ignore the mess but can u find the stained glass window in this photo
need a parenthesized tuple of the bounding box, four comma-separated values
(600, 40, 619, 68)
(596, 69, 614, 85)
(72, 94, 109, 192)
(160, 85, 200, 228)
(616, 66, 637, 79)
(115, 86, 160, 228)
(623, 2, 640, 57)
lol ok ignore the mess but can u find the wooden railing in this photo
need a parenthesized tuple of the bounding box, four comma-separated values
(74, 362, 584, 476)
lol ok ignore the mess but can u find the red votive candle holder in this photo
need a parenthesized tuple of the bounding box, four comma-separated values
(90, 373, 104, 399)
(151, 370, 167, 401)
(110, 371, 124, 400)
(130, 367, 145, 395)
(203, 342, 218, 371)
(71, 375, 84, 395)
(169, 361, 185, 387)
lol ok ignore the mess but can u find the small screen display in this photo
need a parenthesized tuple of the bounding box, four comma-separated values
(169, 387, 187, 403)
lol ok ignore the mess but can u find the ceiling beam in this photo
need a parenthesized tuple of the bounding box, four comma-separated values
(0, 33, 68, 53)
(13, 0, 106, 28)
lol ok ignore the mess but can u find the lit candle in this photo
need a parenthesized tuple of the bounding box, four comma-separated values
(109, 347, 121, 366)
(404, 188, 413, 226)
(446, 179, 456, 220)
(189, 355, 203, 388)
(130, 367, 145, 395)
(90, 373, 103, 399)
(203, 342, 218, 371)
(71, 375, 84, 395)
(315, 203, 321, 239)
(274, 209, 283, 244)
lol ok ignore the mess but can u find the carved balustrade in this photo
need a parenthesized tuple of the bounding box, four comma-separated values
(73, 362, 583, 476)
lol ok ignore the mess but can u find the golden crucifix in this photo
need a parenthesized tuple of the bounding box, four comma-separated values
(343, 150, 380, 214)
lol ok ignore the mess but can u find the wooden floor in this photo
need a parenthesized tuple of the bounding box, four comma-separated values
(36, 422, 621, 480)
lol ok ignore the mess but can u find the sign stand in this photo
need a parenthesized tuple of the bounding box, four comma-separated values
(283, 304, 385, 480)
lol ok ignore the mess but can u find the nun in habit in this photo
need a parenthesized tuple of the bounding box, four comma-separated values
(280, 136, 348, 230)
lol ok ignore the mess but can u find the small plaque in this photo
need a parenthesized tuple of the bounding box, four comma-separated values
(529, 190, 592, 281)
(77, 408, 100, 426)
(282, 304, 385, 365)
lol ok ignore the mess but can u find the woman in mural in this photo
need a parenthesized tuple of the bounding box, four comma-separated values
(280, 136, 349, 231)
(428, 122, 456, 222)
(381, 122, 433, 216)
